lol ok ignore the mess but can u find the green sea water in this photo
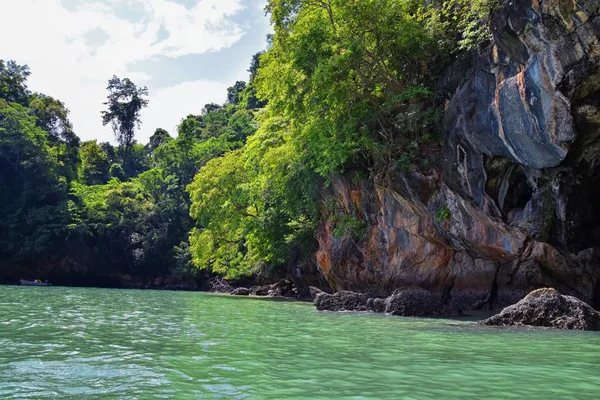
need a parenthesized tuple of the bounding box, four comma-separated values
(1, 286, 600, 399)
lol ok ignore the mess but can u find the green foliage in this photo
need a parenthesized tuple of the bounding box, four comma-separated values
(80, 141, 110, 185)
(0, 60, 31, 105)
(332, 215, 368, 239)
(29, 93, 80, 181)
(237, 52, 268, 110)
(258, 0, 445, 176)
(188, 113, 319, 279)
(227, 81, 247, 105)
(109, 163, 126, 181)
(0, 99, 70, 263)
(436, 206, 451, 223)
(257, 0, 496, 177)
(419, 0, 498, 51)
(147, 128, 172, 155)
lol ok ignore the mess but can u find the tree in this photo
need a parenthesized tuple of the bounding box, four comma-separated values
(100, 142, 117, 164)
(227, 81, 247, 105)
(29, 93, 80, 181)
(188, 114, 320, 279)
(154, 115, 236, 187)
(0, 99, 69, 264)
(80, 141, 110, 185)
(0, 60, 31, 105)
(109, 163, 126, 181)
(248, 52, 264, 81)
(147, 128, 172, 153)
(201, 103, 222, 116)
(238, 53, 267, 110)
(257, 0, 451, 175)
(101, 76, 149, 175)
(29, 94, 76, 144)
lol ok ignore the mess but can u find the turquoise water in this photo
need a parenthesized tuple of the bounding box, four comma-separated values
(1, 286, 600, 399)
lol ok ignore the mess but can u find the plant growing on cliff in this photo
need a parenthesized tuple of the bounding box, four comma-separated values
(332, 214, 368, 240)
(436, 206, 451, 223)
(258, 0, 451, 177)
(420, 0, 499, 51)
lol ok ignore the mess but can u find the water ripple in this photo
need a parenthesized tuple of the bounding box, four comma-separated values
(1, 286, 600, 398)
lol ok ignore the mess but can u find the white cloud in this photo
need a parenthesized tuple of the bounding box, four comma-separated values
(0, 0, 246, 143)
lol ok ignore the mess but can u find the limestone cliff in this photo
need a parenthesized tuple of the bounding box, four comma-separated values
(317, 0, 600, 312)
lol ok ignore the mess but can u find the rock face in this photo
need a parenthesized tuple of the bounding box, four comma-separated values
(316, 0, 600, 314)
(482, 288, 600, 330)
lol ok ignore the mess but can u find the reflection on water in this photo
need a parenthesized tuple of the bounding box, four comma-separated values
(1, 286, 600, 399)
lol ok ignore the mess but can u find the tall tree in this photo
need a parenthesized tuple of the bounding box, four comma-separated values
(0, 99, 69, 264)
(29, 94, 77, 145)
(147, 128, 172, 153)
(101, 76, 149, 176)
(248, 52, 264, 81)
(227, 81, 247, 105)
(0, 60, 31, 105)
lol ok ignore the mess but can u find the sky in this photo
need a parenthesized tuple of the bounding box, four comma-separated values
(0, 0, 271, 143)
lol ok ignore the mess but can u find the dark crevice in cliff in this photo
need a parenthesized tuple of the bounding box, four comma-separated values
(476, 264, 501, 311)
(503, 173, 533, 215)
(556, 75, 600, 251)
(593, 282, 600, 309)
(441, 277, 455, 307)
(579, 175, 600, 250)
(488, 271, 500, 310)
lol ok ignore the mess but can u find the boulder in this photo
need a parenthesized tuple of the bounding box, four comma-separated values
(230, 287, 251, 296)
(268, 279, 297, 298)
(313, 287, 456, 316)
(481, 288, 600, 330)
(309, 286, 325, 300)
(384, 287, 457, 317)
(251, 285, 271, 296)
(366, 297, 386, 313)
(314, 291, 369, 312)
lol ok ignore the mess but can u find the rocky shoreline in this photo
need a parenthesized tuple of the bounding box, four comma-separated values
(225, 279, 312, 300)
(311, 286, 458, 317)
(312, 287, 600, 331)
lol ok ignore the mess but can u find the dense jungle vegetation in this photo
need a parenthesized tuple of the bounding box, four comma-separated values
(0, 0, 494, 283)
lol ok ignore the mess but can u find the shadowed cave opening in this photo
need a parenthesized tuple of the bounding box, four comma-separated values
(567, 71, 600, 251)
(575, 173, 600, 250)
(484, 158, 533, 217)
(502, 172, 533, 214)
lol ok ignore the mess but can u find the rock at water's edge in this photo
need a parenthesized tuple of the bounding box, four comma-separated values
(231, 287, 251, 296)
(481, 288, 600, 330)
(314, 291, 370, 312)
(314, 287, 459, 317)
(384, 287, 456, 317)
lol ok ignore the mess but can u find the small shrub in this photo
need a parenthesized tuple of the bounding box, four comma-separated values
(436, 206, 451, 223)
(332, 214, 368, 240)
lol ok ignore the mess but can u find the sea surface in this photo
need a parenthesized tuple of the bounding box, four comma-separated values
(1, 286, 600, 399)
